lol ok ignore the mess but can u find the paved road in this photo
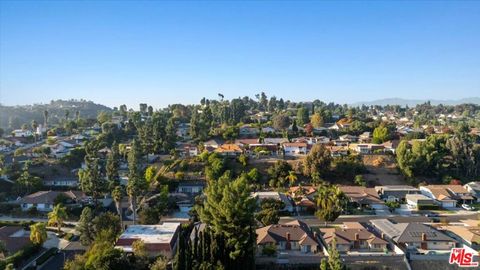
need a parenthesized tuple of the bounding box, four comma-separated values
(38, 250, 78, 270)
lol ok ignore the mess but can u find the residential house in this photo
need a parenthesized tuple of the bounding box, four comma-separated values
(239, 125, 260, 137)
(335, 118, 353, 130)
(420, 185, 475, 208)
(289, 186, 317, 212)
(176, 143, 199, 157)
(176, 181, 205, 195)
(339, 186, 385, 210)
(115, 223, 180, 258)
(252, 191, 294, 213)
(352, 143, 385, 154)
(43, 176, 78, 187)
(0, 226, 31, 256)
(405, 194, 436, 209)
(382, 140, 400, 154)
(463, 182, 480, 202)
(375, 185, 420, 202)
(256, 220, 320, 254)
(339, 134, 358, 142)
(19, 190, 87, 212)
(11, 129, 33, 138)
(283, 142, 308, 156)
(371, 219, 457, 253)
(235, 138, 280, 155)
(176, 123, 190, 138)
(326, 146, 348, 157)
(203, 138, 224, 152)
(359, 132, 371, 143)
(320, 222, 388, 253)
(435, 219, 480, 248)
(214, 143, 243, 157)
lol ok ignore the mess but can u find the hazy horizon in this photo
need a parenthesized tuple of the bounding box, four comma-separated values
(1, 1, 479, 108)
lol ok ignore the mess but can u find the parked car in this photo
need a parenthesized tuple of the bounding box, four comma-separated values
(461, 204, 474, 211)
(424, 212, 439, 217)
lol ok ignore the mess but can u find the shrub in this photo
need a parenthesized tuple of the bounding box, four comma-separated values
(261, 244, 277, 256)
(418, 204, 440, 210)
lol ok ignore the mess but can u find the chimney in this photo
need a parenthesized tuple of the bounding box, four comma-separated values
(355, 233, 359, 241)
(421, 233, 426, 241)
(314, 232, 318, 239)
(381, 233, 385, 239)
(285, 232, 291, 250)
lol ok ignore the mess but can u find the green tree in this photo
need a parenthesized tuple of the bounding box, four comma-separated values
(106, 141, 120, 189)
(315, 185, 346, 225)
(255, 198, 285, 226)
(30, 222, 47, 245)
(14, 161, 43, 195)
(372, 124, 389, 144)
(48, 204, 68, 233)
(238, 154, 248, 167)
(79, 140, 105, 207)
(327, 239, 345, 270)
(267, 160, 291, 188)
(127, 139, 146, 225)
(272, 114, 291, 130)
(145, 165, 157, 186)
(285, 170, 298, 186)
(303, 144, 332, 177)
(112, 186, 124, 229)
(296, 107, 309, 126)
(77, 207, 95, 245)
(354, 175, 366, 186)
(311, 112, 324, 128)
(199, 174, 256, 266)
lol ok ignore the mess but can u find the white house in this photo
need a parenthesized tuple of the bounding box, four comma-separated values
(283, 142, 308, 156)
(12, 130, 33, 138)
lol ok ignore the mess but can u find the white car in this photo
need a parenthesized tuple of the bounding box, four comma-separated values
(461, 204, 474, 211)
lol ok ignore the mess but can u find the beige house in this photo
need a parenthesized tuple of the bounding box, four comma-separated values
(256, 220, 320, 254)
(320, 222, 388, 253)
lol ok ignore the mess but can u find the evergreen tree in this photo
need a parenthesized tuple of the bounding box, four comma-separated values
(106, 141, 120, 189)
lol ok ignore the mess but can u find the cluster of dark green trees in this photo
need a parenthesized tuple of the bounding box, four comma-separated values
(396, 125, 480, 183)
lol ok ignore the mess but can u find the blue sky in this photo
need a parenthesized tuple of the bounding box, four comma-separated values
(1, 1, 479, 109)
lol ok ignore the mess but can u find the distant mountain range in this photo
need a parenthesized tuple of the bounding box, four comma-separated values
(0, 99, 112, 130)
(350, 97, 480, 107)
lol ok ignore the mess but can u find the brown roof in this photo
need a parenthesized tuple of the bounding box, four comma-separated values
(289, 185, 317, 196)
(0, 226, 31, 254)
(20, 190, 86, 204)
(320, 227, 387, 246)
(256, 220, 319, 246)
(339, 186, 384, 205)
(424, 185, 472, 201)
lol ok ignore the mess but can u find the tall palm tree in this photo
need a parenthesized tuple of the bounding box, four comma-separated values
(48, 204, 68, 233)
(285, 171, 298, 186)
(30, 222, 47, 245)
(315, 185, 346, 226)
(112, 186, 124, 229)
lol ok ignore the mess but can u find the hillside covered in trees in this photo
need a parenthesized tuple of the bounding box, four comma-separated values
(0, 99, 112, 130)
